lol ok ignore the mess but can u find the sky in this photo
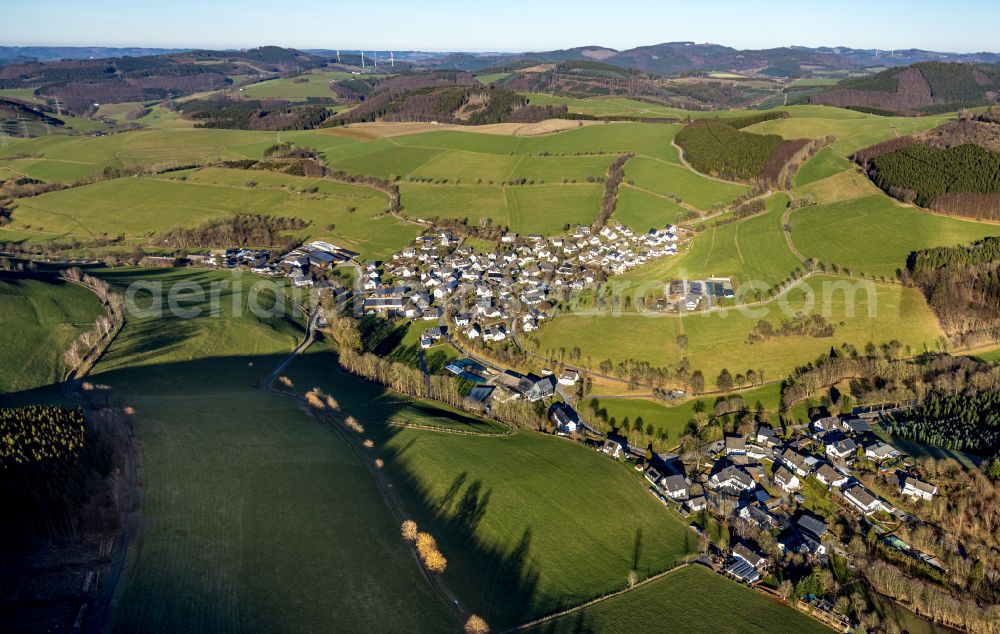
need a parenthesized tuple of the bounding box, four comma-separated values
(7, 0, 1000, 53)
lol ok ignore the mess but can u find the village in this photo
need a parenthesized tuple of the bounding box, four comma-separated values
(188, 219, 963, 632)
(579, 401, 946, 627)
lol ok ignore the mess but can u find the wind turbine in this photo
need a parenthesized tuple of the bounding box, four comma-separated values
(336, 49, 341, 64)
(361, 51, 365, 69)
(390, 52, 394, 68)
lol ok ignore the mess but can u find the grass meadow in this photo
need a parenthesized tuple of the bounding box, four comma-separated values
(525, 564, 831, 634)
(85, 268, 456, 633)
(745, 112, 953, 157)
(533, 275, 944, 381)
(790, 195, 1000, 277)
(8, 167, 418, 259)
(0, 274, 105, 394)
(399, 183, 603, 234)
(625, 157, 747, 211)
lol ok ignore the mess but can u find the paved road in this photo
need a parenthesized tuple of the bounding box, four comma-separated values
(265, 306, 322, 387)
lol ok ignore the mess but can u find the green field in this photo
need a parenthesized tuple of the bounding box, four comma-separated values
(399, 183, 603, 234)
(475, 72, 512, 84)
(792, 147, 854, 187)
(0, 274, 105, 394)
(8, 167, 417, 259)
(284, 342, 700, 629)
(237, 70, 352, 100)
(613, 193, 798, 290)
(534, 275, 944, 381)
(790, 195, 1000, 277)
(85, 268, 456, 632)
(614, 186, 690, 232)
(625, 157, 747, 211)
(745, 112, 952, 157)
(526, 564, 831, 633)
(371, 426, 695, 627)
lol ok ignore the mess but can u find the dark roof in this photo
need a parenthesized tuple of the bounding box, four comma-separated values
(662, 474, 687, 493)
(796, 514, 829, 539)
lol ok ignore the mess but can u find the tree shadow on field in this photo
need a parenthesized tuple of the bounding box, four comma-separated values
(287, 345, 557, 630)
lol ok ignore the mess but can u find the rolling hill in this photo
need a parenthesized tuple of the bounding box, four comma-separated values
(809, 61, 1000, 114)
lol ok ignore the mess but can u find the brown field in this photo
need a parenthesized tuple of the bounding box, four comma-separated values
(796, 169, 881, 203)
(320, 118, 601, 140)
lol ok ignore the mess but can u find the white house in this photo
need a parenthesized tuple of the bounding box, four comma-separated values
(774, 465, 801, 492)
(843, 483, 883, 515)
(709, 466, 755, 492)
(865, 442, 900, 462)
(558, 370, 580, 386)
(815, 463, 849, 489)
(661, 474, 688, 500)
(901, 476, 937, 501)
(602, 439, 623, 459)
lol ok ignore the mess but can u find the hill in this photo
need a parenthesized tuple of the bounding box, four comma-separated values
(0, 273, 105, 394)
(673, 112, 811, 184)
(852, 113, 1000, 219)
(0, 47, 326, 115)
(809, 61, 1000, 115)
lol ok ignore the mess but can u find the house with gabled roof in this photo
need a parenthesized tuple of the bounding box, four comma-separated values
(815, 462, 849, 489)
(901, 476, 937, 501)
(843, 483, 883, 515)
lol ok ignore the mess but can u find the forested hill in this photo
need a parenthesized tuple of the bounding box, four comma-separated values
(0, 47, 325, 114)
(809, 61, 1000, 115)
(906, 236, 1000, 346)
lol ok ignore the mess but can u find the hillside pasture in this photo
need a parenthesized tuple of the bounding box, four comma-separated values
(86, 268, 454, 633)
(525, 564, 831, 634)
(744, 113, 952, 157)
(9, 168, 417, 259)
(532, 275, 944, 381)
(369, 425, 697, 628)
(792, 147, 854, 187)
(614, 186, 691, 232)
(625, 157, 747, 211)
(0, 275, 105, 394)
(789, 195, 1000, 277)
(399, 182, 603, 234)
(237, 70, 351, 100)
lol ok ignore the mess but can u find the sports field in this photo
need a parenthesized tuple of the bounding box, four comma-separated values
(87, 268, 456, 633)
(525, 564, 831, 633)
(0, 274, 105, 394)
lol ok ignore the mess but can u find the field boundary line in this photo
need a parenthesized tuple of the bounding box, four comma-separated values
(501, 562, 691, 633)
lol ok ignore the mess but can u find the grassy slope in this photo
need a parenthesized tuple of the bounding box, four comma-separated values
(614, 185, 690, 232)
(0, 275, 105, 393)
(8, 167, 417, 259)
(790, 195, 1000, 277)
(88, 268, 454, 633)
(286, 342, 698, 629)
(745, 113, 952, 157)
(613, 192, 796, 290)
(625, 157, 747, 211)
(534, 275, 943, 381)
(526, 564, 831, 634)
(793, 147, 854, 187)
(399, 183, 603, 234)
(374, 427, 697, 628)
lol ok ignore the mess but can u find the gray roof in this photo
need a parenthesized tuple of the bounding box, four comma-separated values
(796, 514, 829, 539)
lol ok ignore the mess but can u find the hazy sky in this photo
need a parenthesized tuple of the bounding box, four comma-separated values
(7, 0, 1000, 53)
